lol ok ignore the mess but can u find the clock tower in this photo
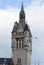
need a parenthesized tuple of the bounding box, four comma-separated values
(11, 2, 32, 65)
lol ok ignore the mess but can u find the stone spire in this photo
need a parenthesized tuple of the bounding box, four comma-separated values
(19, 1, 25, 22)
(21, 1, 24, 11)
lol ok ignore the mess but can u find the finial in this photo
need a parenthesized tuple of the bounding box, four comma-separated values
(21, 0, 24, 10)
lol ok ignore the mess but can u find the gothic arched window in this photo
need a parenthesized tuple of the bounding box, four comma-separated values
(17, 58, 21, 63)
(16, 40, 18, 49)
(22, 39, 24, 49)
(19, 40, 21, 48)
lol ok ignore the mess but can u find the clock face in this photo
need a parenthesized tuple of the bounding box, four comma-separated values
(18, 28, 23, 32)
(17, 23, 24, 33)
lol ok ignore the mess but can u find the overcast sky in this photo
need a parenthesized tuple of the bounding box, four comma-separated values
(0, 0, 44, 65)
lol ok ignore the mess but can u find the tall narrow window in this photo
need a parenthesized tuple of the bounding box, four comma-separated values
(16, 40, 18, 49)
(22, 40, 24, 48)
(19, 40, 21, 48)
(20, 58, 21, 63)
(17, 58, 21, 63)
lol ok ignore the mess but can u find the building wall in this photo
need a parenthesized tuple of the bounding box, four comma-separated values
(12, 50, 27, 65)
(12, 31, 32, 65)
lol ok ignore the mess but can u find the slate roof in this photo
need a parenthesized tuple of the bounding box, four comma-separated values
(12, 1, 32, 37)
(24, 24, 32, 37)
(12, 22, 32, 37)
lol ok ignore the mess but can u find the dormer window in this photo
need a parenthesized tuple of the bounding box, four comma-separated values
(20, 15, 23, 19)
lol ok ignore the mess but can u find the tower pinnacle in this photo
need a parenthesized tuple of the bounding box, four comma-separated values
(21, 1, 24, 10)
(19, 1, 25, 22)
